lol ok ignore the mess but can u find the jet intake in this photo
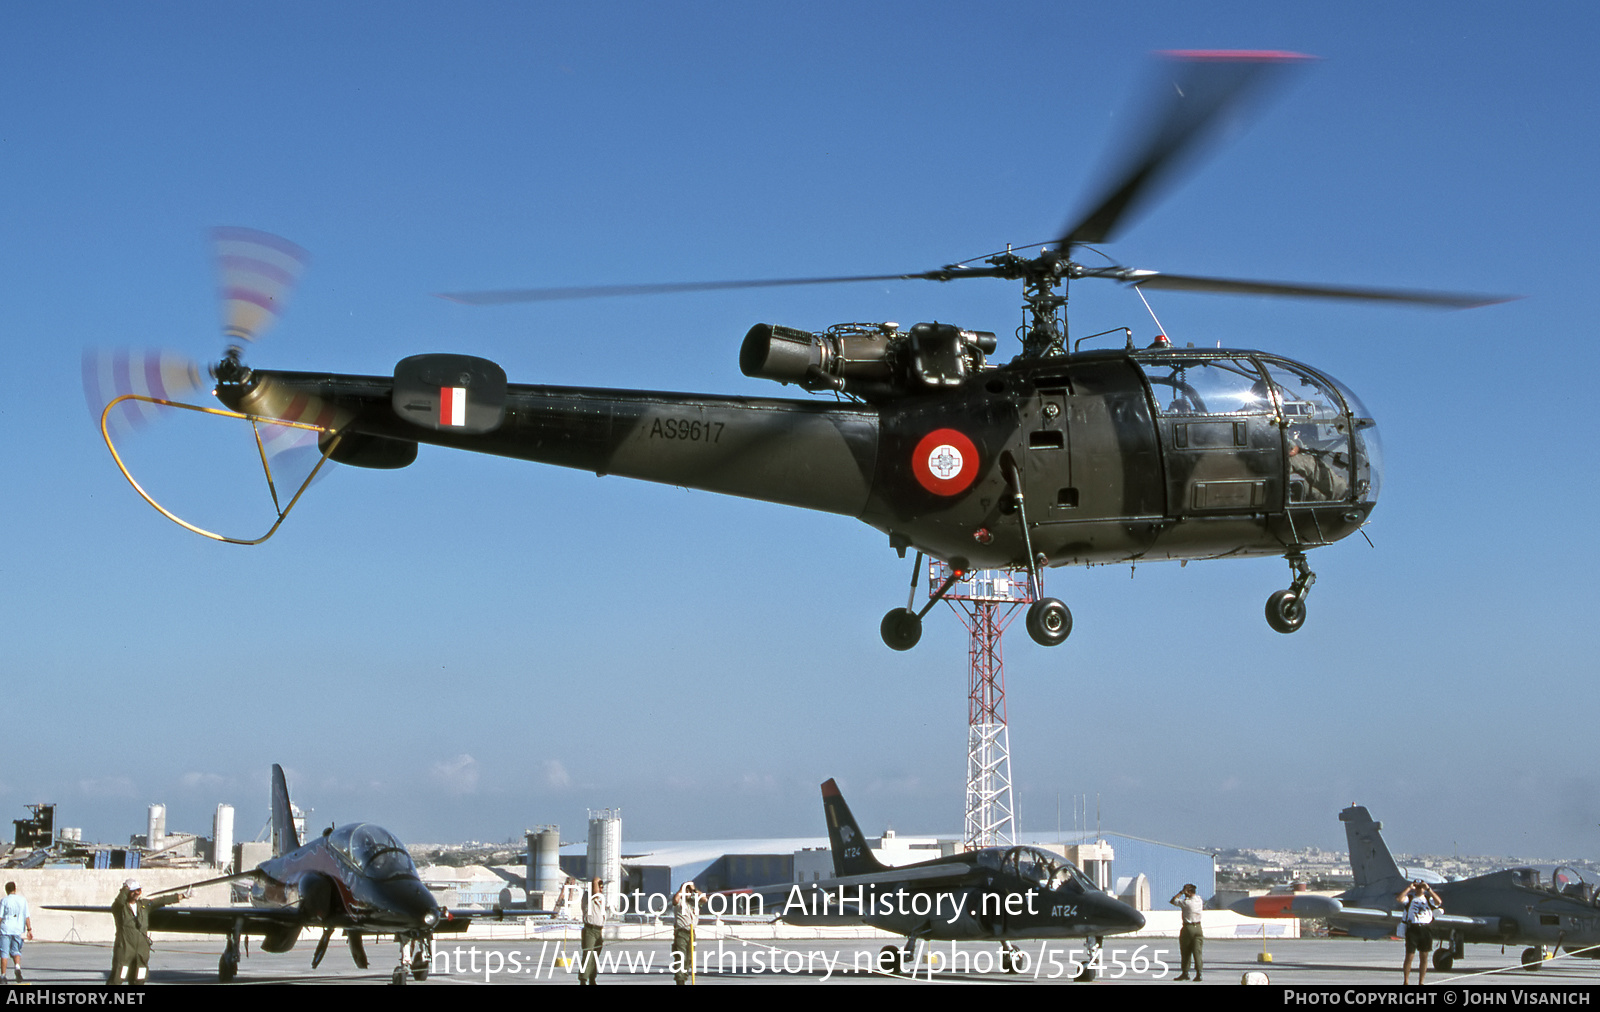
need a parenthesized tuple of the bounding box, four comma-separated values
(297, 872, 339, 921)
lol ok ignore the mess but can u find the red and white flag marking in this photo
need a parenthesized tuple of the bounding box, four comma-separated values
(440, 386, 467, 427)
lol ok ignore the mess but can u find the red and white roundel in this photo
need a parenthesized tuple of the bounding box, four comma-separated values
(912, 428, 979, 496)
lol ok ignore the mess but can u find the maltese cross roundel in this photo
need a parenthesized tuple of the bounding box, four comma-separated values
(912, 428, 979, 496)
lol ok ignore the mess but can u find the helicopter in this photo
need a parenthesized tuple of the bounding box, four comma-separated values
(85, 51, 1506, 651)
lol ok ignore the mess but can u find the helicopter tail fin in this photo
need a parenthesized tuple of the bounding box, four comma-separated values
(271, 764, 302, 858)
(821, 780, 888, 877)
(1340, 805, 1403, 889)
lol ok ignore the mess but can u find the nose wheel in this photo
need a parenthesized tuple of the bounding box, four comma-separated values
(1265, 553, 1316, 634)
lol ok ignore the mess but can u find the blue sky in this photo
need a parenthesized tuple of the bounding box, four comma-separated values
(3, 3, 1596, 861)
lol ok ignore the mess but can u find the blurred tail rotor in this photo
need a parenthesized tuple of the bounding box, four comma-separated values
(85, 228, 344, 544)
(81, 348, 205, 432)
(214, 226, 309, 350)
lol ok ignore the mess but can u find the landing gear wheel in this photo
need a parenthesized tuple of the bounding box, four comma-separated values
(878, 945, 904, 974)
(880, 609, 922, 651)
(391, 966, 407, 985)
(1026, 598, 1072, 646)
(1001, 944, 1021, 974)
(218, 955, 237, 982)
(1432, 949, 1454, 972)
(1522, 946, 1542, 970)
(411, 952, 429, 981)
(1265, 589, 1306, 633)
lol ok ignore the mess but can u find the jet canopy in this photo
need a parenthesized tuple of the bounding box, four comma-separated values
(327, 823, 418, 881)
(1514, 865, 1600, 905)
(977, 846, 1100, 893)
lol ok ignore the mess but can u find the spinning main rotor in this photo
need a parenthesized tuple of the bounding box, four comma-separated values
(439, 51, 1506, 357)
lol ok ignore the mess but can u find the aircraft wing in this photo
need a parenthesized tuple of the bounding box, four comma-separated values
(1334, 907, 1505, 934)
(434, 906, 558, 933)
(48, 904, 304, 936)
(743, 863, 980, 924)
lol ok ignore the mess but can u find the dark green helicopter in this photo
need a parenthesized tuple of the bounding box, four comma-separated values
(88, 52, 1505, 650)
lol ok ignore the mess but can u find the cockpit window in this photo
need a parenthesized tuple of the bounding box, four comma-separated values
(1261, 361, 1354, 503)
(1140, 358, 1271, 416)
(1004, 847, 1097, 893)
(1323, 370, 1382, 503)
(1551, 866, 1598, 904)
(328, 823, 417, 881)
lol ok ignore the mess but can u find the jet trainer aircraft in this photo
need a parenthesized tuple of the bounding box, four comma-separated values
(753, 779, 1145, 976)
(1231, 805, 1600, 971)
(52, 765, 499, 983)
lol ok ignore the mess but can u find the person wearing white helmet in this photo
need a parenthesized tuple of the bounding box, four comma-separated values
(109, 878, 187, 985)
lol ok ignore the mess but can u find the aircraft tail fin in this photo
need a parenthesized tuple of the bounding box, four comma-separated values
(1340, 805, 1403, 888)
(271, 764, 302, 857)
(821, 779, 888, 877)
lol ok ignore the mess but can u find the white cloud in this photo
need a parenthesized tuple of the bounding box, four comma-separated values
(542, 760, 572, 789)
(429, 754, 480, 796)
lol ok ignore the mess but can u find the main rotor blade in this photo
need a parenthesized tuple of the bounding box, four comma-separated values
(437, 267, 1008, 305)
(1061, 50, 1311, 248)
(1111, 269, 1514, 308)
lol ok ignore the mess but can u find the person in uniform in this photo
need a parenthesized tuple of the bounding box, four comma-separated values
(1170, 883, 1204, 981)
(671, 881, 707, 985)
(108, 879, 185, 985)
(577, 877, 606, 985)
(1397, 880, 1443, 985)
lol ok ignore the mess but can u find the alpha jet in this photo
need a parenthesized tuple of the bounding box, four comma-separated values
(754, 779, 1144, 976)
(52, 765, 494, 983)
(1232, 805, 1600, 972)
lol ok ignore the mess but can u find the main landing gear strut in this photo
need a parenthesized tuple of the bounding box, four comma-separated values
(1002, 456, 1072, 647)
(879, 460, 1073, 650)
(1265, 551, 1316, 634)
(218, 928, 242, 982)
(880, 551, 963, 651)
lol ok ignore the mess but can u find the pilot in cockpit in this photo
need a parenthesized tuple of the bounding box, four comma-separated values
(1287, 428, 1348, 502)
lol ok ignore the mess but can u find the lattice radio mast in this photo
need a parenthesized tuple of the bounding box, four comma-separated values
(930, 561, 1034, 849)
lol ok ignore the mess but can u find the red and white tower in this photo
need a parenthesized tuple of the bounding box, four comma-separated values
(932, 561, 1034, 849)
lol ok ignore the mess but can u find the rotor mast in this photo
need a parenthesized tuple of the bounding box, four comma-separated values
(985, 248, 1073, 360)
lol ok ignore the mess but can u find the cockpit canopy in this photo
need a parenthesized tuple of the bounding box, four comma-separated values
(327, 823, 417, 881)
(1134, 351, 1382, 505)
(1508, 865, 1600, 905)
(976, 845, 1100, 894)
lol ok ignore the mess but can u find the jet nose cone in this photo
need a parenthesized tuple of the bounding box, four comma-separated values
(1099, 896, 1145, 935)
(386, 877, 441, 925)
(1119, 905, 1147, 933)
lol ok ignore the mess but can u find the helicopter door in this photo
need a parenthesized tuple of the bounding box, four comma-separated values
(1139, 357, 1281, 516)
(1022, 384, 1073, 515)
(1025, 361, 1164, 524)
